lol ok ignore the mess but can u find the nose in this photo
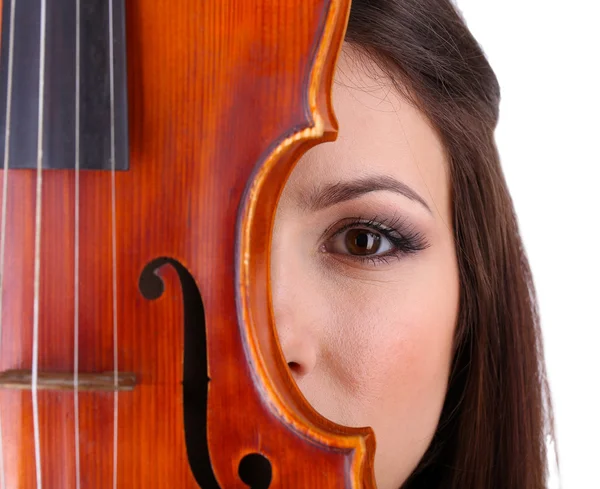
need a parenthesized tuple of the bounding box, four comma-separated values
(270, 250, 318, 380)
(272, 287, 318, 378)
(277, 323, 318, 378)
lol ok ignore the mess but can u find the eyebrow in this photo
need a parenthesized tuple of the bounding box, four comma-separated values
(298, 174, 432, 215)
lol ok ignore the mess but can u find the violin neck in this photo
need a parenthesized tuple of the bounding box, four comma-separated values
(0, 0, 129, 172)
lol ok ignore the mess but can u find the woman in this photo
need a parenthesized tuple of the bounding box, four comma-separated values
(270, 1, 557, 488)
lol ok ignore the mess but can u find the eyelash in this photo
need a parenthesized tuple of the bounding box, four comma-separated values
(322, 215, 430, 266)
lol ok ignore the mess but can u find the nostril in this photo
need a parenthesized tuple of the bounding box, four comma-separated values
(287, 361, 302, 375)
(281, 339, 317, 377)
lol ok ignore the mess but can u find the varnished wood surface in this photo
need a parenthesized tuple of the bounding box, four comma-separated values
(0, 1, 377, 487)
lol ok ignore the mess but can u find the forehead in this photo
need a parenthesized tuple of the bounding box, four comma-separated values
(283, 45, 451, 224)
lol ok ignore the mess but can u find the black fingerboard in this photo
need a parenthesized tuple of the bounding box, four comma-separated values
(0, 0, 129, 171)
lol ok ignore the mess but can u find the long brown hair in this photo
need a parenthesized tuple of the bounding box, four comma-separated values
(345, 1, 557, 487)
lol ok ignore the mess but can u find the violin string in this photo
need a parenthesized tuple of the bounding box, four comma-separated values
(74, 0, 81, 487)
(32, 0, 48, 486)
(0, 0, 17, 485)
(108, 0, 119, 487)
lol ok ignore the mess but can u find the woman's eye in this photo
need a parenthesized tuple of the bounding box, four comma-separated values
(319, 216, 430, 266)
(325, 228, 394, 256)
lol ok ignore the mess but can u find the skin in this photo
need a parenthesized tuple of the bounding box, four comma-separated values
(270, 45, 460, 489)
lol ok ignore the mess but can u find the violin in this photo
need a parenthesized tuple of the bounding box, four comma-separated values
(0, 0, 376, 487)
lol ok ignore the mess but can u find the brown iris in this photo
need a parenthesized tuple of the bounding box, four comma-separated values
(345, 229, 382, 255)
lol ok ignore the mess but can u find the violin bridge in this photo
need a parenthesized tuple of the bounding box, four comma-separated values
(0, 370, 137, 392)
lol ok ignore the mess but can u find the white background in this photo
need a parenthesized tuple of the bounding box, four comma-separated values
(453, 1, 599, 488)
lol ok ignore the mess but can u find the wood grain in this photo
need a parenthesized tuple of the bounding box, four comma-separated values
(0, 0, 377, 487)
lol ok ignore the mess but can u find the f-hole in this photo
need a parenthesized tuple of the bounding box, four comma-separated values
(139, 257, 273, 489)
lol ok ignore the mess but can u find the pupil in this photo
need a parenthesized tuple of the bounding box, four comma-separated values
(347, 229, 380, 255)
(356, 233, 369, 248)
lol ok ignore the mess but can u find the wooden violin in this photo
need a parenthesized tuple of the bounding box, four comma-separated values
(0, 0, 376, 487)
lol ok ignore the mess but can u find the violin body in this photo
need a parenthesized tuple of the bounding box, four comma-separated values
(0, 0, 375, 487)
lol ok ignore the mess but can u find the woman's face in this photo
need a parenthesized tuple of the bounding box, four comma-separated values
(270, 45, 460, 489)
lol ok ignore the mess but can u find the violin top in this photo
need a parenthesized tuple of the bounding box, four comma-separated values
(0, 1, 376, 488)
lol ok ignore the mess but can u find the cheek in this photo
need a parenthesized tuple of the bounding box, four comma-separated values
(327, 256, 458, 487)
(313, 248, 459, 483)
(324, 269, 457, 422)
